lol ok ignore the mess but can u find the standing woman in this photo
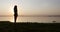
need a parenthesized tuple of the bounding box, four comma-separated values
(14, 5, 18, 23)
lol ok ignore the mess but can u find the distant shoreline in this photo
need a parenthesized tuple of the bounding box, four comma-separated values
(0, 15, 60, 17)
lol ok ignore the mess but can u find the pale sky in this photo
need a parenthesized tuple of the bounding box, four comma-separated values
(0, 0, 60, 15)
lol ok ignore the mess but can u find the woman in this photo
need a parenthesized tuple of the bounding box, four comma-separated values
(14, 5, 18, 23)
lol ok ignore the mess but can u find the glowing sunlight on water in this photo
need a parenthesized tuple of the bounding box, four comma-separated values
(0, 16, 60, 23)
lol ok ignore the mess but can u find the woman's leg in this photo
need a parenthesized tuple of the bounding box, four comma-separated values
(14, 16, 17, 23)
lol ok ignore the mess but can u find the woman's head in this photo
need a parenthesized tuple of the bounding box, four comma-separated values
(14, 5, 17, 8)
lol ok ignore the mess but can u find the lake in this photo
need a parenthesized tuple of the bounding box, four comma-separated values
(0, 16, 60, 23)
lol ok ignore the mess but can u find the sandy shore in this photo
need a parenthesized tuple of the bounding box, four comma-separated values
(0, 21, 60, 32)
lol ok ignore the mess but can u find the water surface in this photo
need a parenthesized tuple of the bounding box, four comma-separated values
(0, 16, 60, 23)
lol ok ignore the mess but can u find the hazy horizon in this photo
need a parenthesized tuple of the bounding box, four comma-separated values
(0, 0, 60, 15)
(0, 0, 60, 23)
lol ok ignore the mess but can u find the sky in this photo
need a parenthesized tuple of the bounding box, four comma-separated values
(0, 0, 60, 16)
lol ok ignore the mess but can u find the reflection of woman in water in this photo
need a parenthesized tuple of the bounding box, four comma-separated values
(14, 5, 18, 23)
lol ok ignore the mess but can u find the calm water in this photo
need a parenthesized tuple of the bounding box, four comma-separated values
(0, 16, 60, 23)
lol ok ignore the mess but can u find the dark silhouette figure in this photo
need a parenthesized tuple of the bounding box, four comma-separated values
(14, 5, 18, 23)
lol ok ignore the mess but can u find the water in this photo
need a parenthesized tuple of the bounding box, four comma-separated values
(0, 16, 60, 23)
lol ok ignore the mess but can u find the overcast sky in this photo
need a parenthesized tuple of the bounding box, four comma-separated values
(0, 0, 60, 15)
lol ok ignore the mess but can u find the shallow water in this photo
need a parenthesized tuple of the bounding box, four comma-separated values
(0, 16, 60, 23)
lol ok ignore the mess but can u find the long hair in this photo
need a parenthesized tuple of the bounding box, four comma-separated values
(14, 5, 17, 14)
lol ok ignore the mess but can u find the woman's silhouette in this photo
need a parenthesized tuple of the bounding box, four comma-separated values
(14, 5, 18, 23)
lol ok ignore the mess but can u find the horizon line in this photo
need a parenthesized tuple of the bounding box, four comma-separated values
(0, 15, 60, 17)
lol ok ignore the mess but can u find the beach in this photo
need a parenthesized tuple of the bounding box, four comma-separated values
(0, 21, 60, 32)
